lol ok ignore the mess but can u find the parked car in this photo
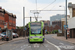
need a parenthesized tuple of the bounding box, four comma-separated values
(1, 32, 6, 35)
(15, 33, 19, 38)
(0, 34, 2, 40)
(1, 32, 10, 41)
(0, 33, 6, 40)
(12, 33, 19, 38)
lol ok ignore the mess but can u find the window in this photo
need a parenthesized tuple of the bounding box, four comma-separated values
(31, 26, 41, 34)
(0, 20, 4, 25)
(9, 16, 13, 20)
(0, 12, 4, 17)
(30, 22, 41, 34)
(9, 22, 13, 26)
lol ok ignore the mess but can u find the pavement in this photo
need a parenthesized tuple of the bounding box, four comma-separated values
(0, 37, 27, 45)
(52, 34, 75, 44)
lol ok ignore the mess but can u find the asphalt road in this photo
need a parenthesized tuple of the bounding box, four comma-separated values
(0, 37, 58, 50)
(0, 34, 75, 50)
(45, 34, 75, 50)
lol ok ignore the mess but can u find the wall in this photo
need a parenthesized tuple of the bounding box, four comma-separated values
(68, 17, 75, 29)
(69, 8, 72, 18)
(73, 8, 75, 17)
(0, 12, 4, 28)
(52, 21, 61, 28)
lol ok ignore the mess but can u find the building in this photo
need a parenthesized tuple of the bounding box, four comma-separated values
(61, 15, 70, 36)
(68, 2, 75, 38)
(68, 2, 75, 18)
(52, 21, 61, 28)
(40, 20, 50, 26)
(0, 8, 4, 29)
(40, 20, 50, 32)
(0, 7, 16, 30)
(50, 14, 65, 26)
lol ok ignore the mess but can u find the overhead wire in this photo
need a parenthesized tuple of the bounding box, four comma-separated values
(41, 0, 56, 10)
(34, 0, 56, 21)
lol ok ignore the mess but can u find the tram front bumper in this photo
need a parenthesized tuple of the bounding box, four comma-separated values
(29, 38, 44, 42)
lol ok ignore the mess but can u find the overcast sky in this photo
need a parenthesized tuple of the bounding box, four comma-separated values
(0, 0, 75, 26)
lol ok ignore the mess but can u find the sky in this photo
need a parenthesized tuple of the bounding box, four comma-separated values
(0, 0, 75, 26)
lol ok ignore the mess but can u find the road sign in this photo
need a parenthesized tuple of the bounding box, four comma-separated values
(64, 25, 68, 29)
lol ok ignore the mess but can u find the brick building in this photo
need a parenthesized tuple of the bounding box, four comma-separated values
(0, 7, 16, 30)
(52, 21, 61, 28)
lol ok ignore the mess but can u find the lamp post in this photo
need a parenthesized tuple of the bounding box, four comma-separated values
(59, 0, 67, 39)
(65, 0, 67, 39)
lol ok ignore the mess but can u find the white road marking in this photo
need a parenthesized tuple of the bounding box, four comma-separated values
(33, 43, 40, 48)
(21, 44, 31, 50)
(58, 42, 75, 49)
(59, 42, 64, 45)
(58, 45, 75, 49)
(45, 39, 61, 50)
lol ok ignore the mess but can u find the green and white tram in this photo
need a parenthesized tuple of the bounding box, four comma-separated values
(27, 22, 45, 43)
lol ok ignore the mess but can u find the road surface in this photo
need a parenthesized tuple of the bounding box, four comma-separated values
(0, 34, 75, 50)
(45, 34, 75, 50)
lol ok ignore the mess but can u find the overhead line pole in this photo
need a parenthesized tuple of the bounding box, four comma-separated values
(23, 7, 25, 37)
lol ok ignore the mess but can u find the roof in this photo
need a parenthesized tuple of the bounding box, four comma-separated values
(0, 7, 16, 18)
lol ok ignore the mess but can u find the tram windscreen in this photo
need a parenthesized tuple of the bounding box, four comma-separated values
(30, 22, 41, 34)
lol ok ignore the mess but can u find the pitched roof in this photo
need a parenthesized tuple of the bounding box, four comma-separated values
(0, 8, 16, 18)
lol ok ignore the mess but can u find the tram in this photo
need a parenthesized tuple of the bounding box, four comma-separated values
(27, 22, 45, 43)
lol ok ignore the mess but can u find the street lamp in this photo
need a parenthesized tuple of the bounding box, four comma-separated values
(59, 0, 67, 39)
(65, 0, 67, 39)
